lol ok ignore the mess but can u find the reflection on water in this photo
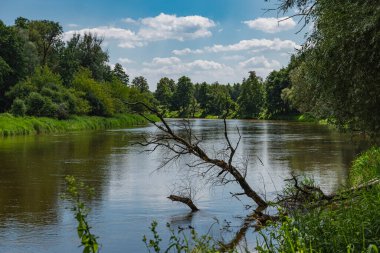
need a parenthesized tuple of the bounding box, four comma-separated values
(0, 120, 368, 252)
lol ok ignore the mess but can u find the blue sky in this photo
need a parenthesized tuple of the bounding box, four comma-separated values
(1, 0, 306, 90)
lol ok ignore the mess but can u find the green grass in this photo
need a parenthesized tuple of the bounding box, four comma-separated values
(0, 113, 157, 137)
(349, 147, 380, 186)
(259, 146, 380, 253)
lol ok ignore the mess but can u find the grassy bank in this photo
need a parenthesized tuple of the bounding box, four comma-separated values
(0, 113, 156, 137)
(259, 147, 380, 252)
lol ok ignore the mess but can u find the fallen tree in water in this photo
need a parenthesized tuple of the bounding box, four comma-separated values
(133, 102, 268, 209)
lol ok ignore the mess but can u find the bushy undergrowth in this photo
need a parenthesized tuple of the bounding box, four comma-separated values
(350, 147, 380, 186)
(258, 147, 380, 253)
(143, 221, 234, 253)
(0, 113, 153, 137)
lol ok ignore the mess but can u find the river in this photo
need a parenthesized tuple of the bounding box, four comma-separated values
(0, 119, 369, 252)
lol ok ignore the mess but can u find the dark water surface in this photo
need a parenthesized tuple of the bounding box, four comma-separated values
(0, 119, 368, 252)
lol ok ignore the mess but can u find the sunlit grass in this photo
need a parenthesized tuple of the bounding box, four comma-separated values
(0, 113, 156, 137)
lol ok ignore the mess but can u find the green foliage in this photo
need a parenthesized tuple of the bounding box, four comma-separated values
(58, 33, 110, 84)
(0, 20, 29, 110)
(20, 18, 63, 67)
(63, 175, 99, 253)
(143, 221, 235, 253)
(112, 63, 129, 86)
(237, 71, 264, 119)
(10, 98, 26, 116)
(132, 76, 150, 93)
(72, 68, 115, 116)
(154, 77, 176, 108)
(0, 113, 150, 137)
(258, 216, 379, 253)
(281, 0, 380, 135)
(172, 76, 194, 117)
(349, 147, 380, 186)
(126, 86, 156, 113)
(259, 148, 380, 253)
(203, 83, 236, 117)
(262, 68, 294, 119)
(7, 66, 90, 118)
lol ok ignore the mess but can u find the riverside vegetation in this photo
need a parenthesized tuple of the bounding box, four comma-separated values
(2, 0, 380, 252)
(2, 0, 379, 137)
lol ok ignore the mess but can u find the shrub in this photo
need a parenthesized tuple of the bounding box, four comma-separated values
(349, 147, 380, 186)
(10, 98, 27, 116)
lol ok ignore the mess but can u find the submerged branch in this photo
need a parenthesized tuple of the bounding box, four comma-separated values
(167, 195, 199, 212)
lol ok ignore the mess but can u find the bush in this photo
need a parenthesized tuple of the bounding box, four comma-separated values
(350, 147, 380, 186)
(258, 148, 380, 253)
(10, 98, 27, 116)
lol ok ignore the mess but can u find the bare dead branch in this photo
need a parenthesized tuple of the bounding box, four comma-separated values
(128, 102, 268, 208)
(167, 195, 199, 212)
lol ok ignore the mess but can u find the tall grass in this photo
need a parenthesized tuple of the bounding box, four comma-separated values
(258, 147, 380, 253)
(0, 113, 155, 137)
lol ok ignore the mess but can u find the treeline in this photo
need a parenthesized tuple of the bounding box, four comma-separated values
(2, 0, 379, 137)
(0, 17, 154, 119)
(153, 68, 296, 119)
(154, 0, 380, 137)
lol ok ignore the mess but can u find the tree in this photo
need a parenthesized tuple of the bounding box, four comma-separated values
(277, 0, 380, 135)
(20, 19, 63, 67)
(237, 71, 264, 118)
(7, 66, 90, 118)
(194, 82, 210, 109)
(171, 76, 194, 117)
(131, 76, 149, 93)
(58, 33, 111, 84)
(204, 83, 236, 117)
(112, 63, 129, 86)
(263, 68, 293, 118)
(154, 77, 175, 108)
(0, 20, 28, 110)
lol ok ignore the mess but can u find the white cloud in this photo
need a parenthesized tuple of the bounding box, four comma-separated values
(170, 38, 299, 56)
(63, 26, 143, 48)
(221, 55, 245, 61)
(244, 17, 296, 33)
(151, 57, 181, 65)
(172, 48, 204, 55)
(239, 56, 281, 69)
(117, 57, 133, 64)
(206, 38, 299, 52)
(138, 59, 235, 88)
(236, 56, 283, 78)
(187, 60, 224, 70)
(122, 17, 137, 24)
(128, 54, 288, 89)
(64, 13, 216, 48)
(138, 13, 215, 41)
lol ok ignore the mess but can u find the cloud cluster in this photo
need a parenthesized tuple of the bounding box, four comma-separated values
(243, 17, 296, 33)
(136, 55, 282, 88)
(172, 38, 299, 56)
(139, 13, 215, 41)
(239, 56, 281, 69)
(64, 13, 215, 48)
(172, 48, 204, 56)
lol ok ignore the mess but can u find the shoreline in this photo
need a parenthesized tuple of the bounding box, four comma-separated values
(0, 113, 155, 137)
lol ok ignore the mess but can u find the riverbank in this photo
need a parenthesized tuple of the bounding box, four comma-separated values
(0, 113, 156, 137)
(164, 111, 328, 124)
(259, 146, 380, 252)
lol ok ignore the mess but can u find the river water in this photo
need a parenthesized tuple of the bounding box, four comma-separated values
(0, 119, 368, 252)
